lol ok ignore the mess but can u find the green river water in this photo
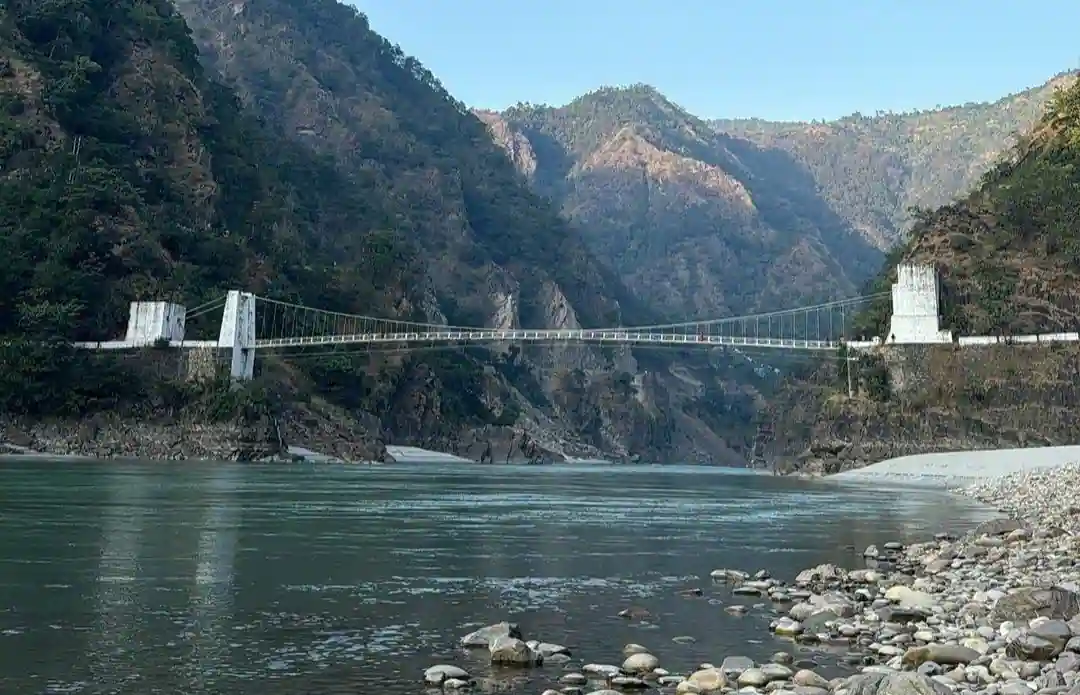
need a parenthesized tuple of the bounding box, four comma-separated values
(0, 460, 997, 694)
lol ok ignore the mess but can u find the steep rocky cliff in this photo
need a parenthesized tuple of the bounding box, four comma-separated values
(477, 87, 884, 319)
(769, 344, 1080, 475)
(0, 0, 406, 457)
(0, 0, 763, 463)
(767, 77, 1080, 473)
(168, 0, 763, 463)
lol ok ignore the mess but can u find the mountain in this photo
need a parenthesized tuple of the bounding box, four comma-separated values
(478, 86, 884, 320)
(0, 0, 761, 463)
(478, 78, 1069, 325)
(766, 76, 1080, 474)
(11, 1, 1054, 464)
(715, 74, 1075, 250)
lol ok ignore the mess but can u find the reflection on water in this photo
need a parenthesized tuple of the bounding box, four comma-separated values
(91, 468, 150, 691)
(188, 466, 240, 688)
(0, 461, 997, 694)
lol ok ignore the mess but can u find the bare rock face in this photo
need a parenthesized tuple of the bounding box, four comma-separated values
(474, 110, 538, 180)
(450, 426, 575, 465)
(172, 0, 762, 465)
(484, 268, 521, 330)
(536, 279, 581, 331)
(476, 91, 884, 322)
(770, 343, 1080, 476)
(0, 415, 265, 462)
(278, 402, 385, 462)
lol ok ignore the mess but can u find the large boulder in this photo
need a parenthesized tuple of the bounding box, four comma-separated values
(901, 644, 980, 667)
(621, 652, 660, 674)
(719, 656, 754, 676)
(884, 586, 938, 611)
(685, 668, 727, 692)
(489, 636, 543, 666)
(973, 518, 1026, 537)
(810, 592, 856, 618)
(1007, 633, 1060, 661)
(1033, 619, 1073, 646)
(424, 665, 470, 686)
(990, 588, 1080, 624)
(794, 563, 845, 586)
(845, 671, 953, 695)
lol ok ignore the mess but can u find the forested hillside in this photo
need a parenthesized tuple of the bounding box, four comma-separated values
(175, 0, 640, 330)
(0, 0, 763, 463)
(768, 76, 1080, 474)
(715, 74, 1073, 249)
(0, 0, 425, 418)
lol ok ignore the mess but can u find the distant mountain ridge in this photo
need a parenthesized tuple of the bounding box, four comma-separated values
(476, 75, 1070, 325)
(714, 72, 1076, 249)
(477, 85, 883, 321)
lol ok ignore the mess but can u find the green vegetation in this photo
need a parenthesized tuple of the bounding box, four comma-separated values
(1, 0, 728, 460)
(0, 0, 553, 437)
(175, 0, 639, 330)
(769, 75, 1080, 471)
(170, 0, 768, 458)
(854, 76, 1080, 340)
(487, 77, 1066, 326)
(12, 0, 1061, 461)
(0, 0, 426, 417)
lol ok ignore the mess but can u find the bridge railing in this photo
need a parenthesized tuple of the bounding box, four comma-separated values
(253, 329, 841, 350)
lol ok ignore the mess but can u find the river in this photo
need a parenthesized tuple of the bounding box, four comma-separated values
(0, 460, 997, 694)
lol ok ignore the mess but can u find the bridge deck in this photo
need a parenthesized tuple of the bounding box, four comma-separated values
(254, 331, 841, 350)
(72, 339, 219, 350)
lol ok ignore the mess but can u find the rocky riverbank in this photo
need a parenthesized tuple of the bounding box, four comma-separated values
(0, 412, 615, 465)
(418, 463, 1080, 695)
(0, 416, 274, 461)
(768, 344, 1080, 478)
(0, 401, 386, 462)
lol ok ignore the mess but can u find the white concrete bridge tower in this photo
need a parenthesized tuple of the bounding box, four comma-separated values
(217, 290, 256, 381)
(887, 264, 952, 344)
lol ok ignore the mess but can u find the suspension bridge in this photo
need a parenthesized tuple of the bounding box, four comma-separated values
(72, 264, 1074, 381)
(74, 290, 884, 380)
(252, 293, 880, 351)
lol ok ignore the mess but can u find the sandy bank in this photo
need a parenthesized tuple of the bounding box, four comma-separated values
(384, 445, 474, 463)
(826, 444, 1080, 488)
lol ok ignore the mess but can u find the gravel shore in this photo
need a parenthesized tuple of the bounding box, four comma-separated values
(827, 446, 1080, 488)
(421, 460, 1080, 695)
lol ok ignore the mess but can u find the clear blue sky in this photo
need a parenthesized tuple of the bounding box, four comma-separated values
(351, 0, 1080, 122)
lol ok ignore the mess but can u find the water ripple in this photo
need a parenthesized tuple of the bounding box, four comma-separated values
(0, 460, 996, 694)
